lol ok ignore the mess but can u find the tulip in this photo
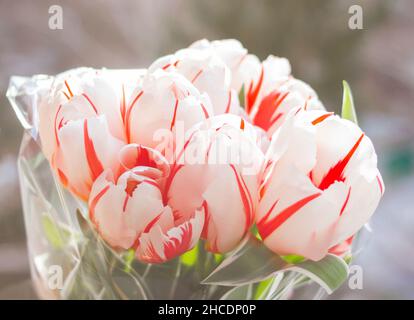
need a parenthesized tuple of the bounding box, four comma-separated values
(257, 109, 384, 261)
(52, 116, 124, 201)
(89, 143, 205, 263)
(241, 56, 323, 137)
(189, 40, 323, 137)
(166, 114, 265, 253)
(124, 69, 214, 151)
(135, 206, 205, 264)
(89, 168, 166, 249)
(149, 48, 240, 115)
(39, 69, 126, 161)
(38, 70, 128, 200)
(249, 76, 324, 137)
(190, 39, 260, 92)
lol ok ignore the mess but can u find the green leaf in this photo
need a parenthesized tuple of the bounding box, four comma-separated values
(288, 254, 349, 294)
(250, 224, 262, 240)
(180, 244, 198, 266)
(238, 84, 245, 109)
(123, 249, 135, 273)
(253, 277, 273, 300)
(202, 236, 349, 294)
(341, 80, 358, 124)
(282, 254, 305, 264)
(42, 215, 70, 249)
(220, 284, 253, 300)
(202, 236, 288, 286)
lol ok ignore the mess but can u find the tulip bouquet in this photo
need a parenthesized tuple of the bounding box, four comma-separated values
(7, 39, 383, 300)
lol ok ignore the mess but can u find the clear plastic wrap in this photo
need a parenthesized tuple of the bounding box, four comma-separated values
(7, 69, 352, 300)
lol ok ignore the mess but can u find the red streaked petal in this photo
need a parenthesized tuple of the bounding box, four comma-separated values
(125, 90, 144, 143)
(57, 168, 69, 187)
(311, 112, 333, 126)
(252, 90, 289, 131)
(340, 187, 352, 216)
(64, 80, 74, 97)
(81, 93, 98, 114)
(142, 242, 164, 263)
(170, 99, 179, 131)
(200, 103, 210, 119)
(120, 84, 126, 121)
(163, 222, 193, 261)
(229, 164, 253, 233)
(246, 65, 264, 114)
(376, 175, 384, 195)
(191, 69, 203, 83)
(83, 119, 104, 181)
(318, 133, 365, 190)
(162, 63, 171, 70)
(89, 185, 110, 224)
(258, 193, 321, 240)
(54, 104, 63, 146)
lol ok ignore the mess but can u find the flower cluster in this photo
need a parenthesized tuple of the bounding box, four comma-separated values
(37, 39, 384, 263)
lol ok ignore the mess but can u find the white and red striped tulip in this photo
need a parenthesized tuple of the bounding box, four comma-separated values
(124, 69, 213, 150)
(257, 109, 384, 261)
(39, 70, 126, 161)
(88, 168, 166, 249)
(189, 39, 260, 93)
(148, 48, 240, 115)
(135, 206, 205, 264)
(52, 116, 124, 201)
(88, 143, 204, 263)
(248, 76, 324, 137)
(166, 114, 265, 253)
(240, 55, 323, 136)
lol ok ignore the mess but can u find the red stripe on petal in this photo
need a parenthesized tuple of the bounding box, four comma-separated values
(258, 193, 321, 240)
(125, 90, 144, 143)
(201, 201, 210, 239)
(120, 84, 126, 121)
(143, 179, 163, 195)
(340, 187, 352, 216)
(200, 103, 210, 119)
(240, 118, 245, 130)
(57, 168, 69, 187)
(230, 164, 253, 233)
(54, 104, 63, 146)
(81, 93, 98, 114)
(257, 199, 279, 234)
(162, 63, 171, 70)
(191, 69, 203, 83)
(163, 222, 193, 261)
(312, 112, 333, 126)
(318, 133, 365, 191)
(246, 65, 264, 114)
(64, 80, 74, 97)
(252, 90, 289, 131)
(376, 175, 384, 195)
(89, 185, 110, 224)
(142, 242, 165, 263)
(170, 99, 179, 131)
(62, 91, 70, 100)
(83, 119, 104, 181)
(143, 212, 163, 234)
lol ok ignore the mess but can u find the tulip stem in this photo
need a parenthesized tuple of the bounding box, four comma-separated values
(168, 260, 182, 299)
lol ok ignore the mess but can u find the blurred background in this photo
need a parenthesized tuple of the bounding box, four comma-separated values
(0, 0, 413, 299)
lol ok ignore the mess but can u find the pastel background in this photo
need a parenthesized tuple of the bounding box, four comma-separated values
(0, 0, 413, 299)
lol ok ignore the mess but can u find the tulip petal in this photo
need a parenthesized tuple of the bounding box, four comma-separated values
(136, 206, 204, 263)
